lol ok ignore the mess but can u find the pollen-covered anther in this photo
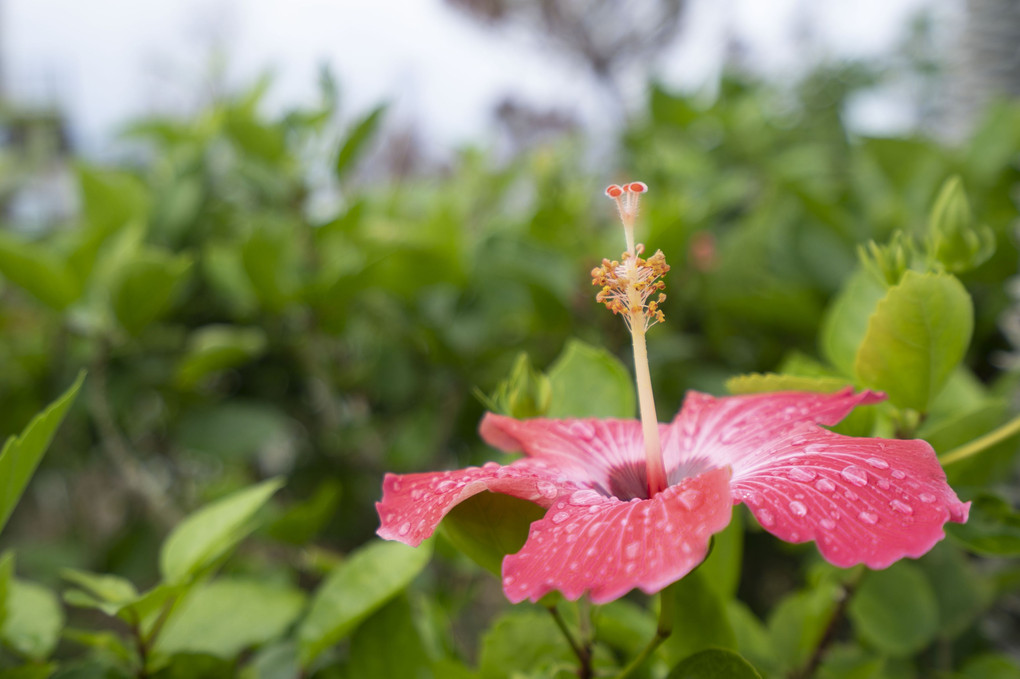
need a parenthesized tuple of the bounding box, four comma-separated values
(591, 247, 670, 329)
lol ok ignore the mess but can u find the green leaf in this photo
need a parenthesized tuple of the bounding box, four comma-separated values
(478, 610, 573, 679)
(110, 249, 192, 335)
(946, 493, 1020, 556)
(0, 373, 84, 536)
(480, 352, 552, 418)
(155, 579, 305, 659)
(701, 508, 743, 600)
(241, 229, 297, 312)
(917, 543, 992, 639)
(726, 601, 779, 676)
(174, 326, 268, 389)
(767, 583, 840, 673)
(667, 649, 762, 679)
(659, 569, 736, 667)
(1, 579, 64, 660)
(0, 553, 14, 631)
(0, 663, 58, 679)
(297, 539, 432, 667)
(440, 492, 544, 575)
(847, 562, 939, 656)
(61, 570, 138, 617)
(347, 595, 432, 679)
(177, 402, 291, 461)
(546, 339, 635, 419)
(335, 105, 386, 179)
(854, 271, 972, 412)
(0, 232, 81, 310)
(725, 372, 850, 395)
(77, 166, 149, 235)
(820, 268, 886, 377)
(159, 478, 284, 584)
(265, 480, 342, 546)
(958, 653, 1020, 679)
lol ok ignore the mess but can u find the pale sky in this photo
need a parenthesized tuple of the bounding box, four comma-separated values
(4, 0, 947, 154)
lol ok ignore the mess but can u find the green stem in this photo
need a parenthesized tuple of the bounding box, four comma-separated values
(939, 412, 1020, 466)
(546, 602, 592, 679)
(614, 585, 676, 679)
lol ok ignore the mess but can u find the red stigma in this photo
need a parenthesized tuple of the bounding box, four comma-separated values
(605, 184, 624, 198)
(627, 182, 648, 194)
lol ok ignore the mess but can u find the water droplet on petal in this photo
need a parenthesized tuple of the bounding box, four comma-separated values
(840, 465, 869, 487)
(757, 508, 775, 527)
(820, 517, 836, 530)
(877, 478, 890, 490)
(399, 522, 411, 535)
(551, 511, 570, 524)
(537, 481, 559, 499)
(891, 469, 906, 480)
(569, 489, 603, 505)
(858, 511, 878, 525)
(411, 489, 423, 500)
(483, 461, 500, 470)
(587, 522, 604, 536)
(844, 489, 859, 501)
(789, 500, 808, 517)
(625, 543, 640, 559)
(890, 499, 913, 514)
(503, 576, 514, 586)
(679, 489, 703, 510)
(815, 478, 836, 493)
(919, 493, 936, 504)
(866, 457, 889, 469)
(788, 467, 817, 482)
(805, 444, 827, 454)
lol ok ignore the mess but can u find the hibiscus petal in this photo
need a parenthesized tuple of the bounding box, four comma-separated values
(480, 413, 666, 500)
(502, 466, 732, 604)
(376, 460, 583, 547)
(665, 388, 886, 477)
(730, 425, 969, 568)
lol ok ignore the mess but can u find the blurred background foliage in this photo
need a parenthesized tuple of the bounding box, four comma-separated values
(0, 2, 1019, 677)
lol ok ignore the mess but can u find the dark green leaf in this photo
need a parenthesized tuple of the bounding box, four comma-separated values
(848, 562, 939, 656)
(347, 595, 433, 679)
(478, 610, 573, 679)
(659, 569, 736, 667)
(174, 326, 267, 388)
(297, 539, 432, 667)
(0, 374, 83, 536)
(767, 583, 840, 673)
(946, 494, 1020, 556)
(159, 478, 284, 583)
(666, 649, 762, 679)
(111, 249, 192, 335)
(440, 492, 544, 575)
(0, 232, 80, 310)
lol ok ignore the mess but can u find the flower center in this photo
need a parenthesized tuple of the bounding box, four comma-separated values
(593, 182, 670, 497)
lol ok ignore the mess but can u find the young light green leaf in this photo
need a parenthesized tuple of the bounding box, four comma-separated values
(546, 339, 636, 419)
(0, 373, 84, 536)
(726, 372, 850, 396)
(335, 104, 387, 180)
(0, 232, 81, 310)
(820, 268, 887, 377)
(61, 570, 138, 616)
(159, 478, 284, 584)
(174, 325, 268, 388)
(847, 562, 939, 657)
(1, 580, 64, 660)
(440, 492, 545, 575)
(926, 176, 995, 273)
(854, 271, 972, 412)
(297, 539, 432, 667)
(155, 579, 306, 659)
(667, 649, 763, 679)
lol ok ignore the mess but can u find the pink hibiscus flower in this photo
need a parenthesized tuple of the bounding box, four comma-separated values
(376, 387, 969, 604)
(377, 181, 967, 604)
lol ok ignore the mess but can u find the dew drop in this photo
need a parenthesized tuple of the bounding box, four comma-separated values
(866, 457, 890, 470)
(391, 479, 403, 491)
(399, 522, 411, 536)
(483, 461, 500, 470)
(757, 508, 775, 527)
(820, 518, 836, 530)
(840, 465, 869, 487)
(844, 489, 859, 501)
(858, 511, 878, 525)
(788, 467, 817, 482)
(890, 499, 913, 515)
(625, 543, 640, 559)
(789, 500, 808, 517)
(551, 511, 570, 524)
(588, 505, 602, 514)
(679, 489, 704, 511)
(877, 478, 890, 490)
(503, 576, 514, 585)
(436, 480, 456, 492)
(586, 522, 604, 537)
(919, 493, 936, 504)
(410, 489, 423, 500)
(891, 469, 906, 480)
(815, 478, 836, 493)
(570, 489, 603, 506)
(805, 444, 827, 454)
(537, 481, 559, 499)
